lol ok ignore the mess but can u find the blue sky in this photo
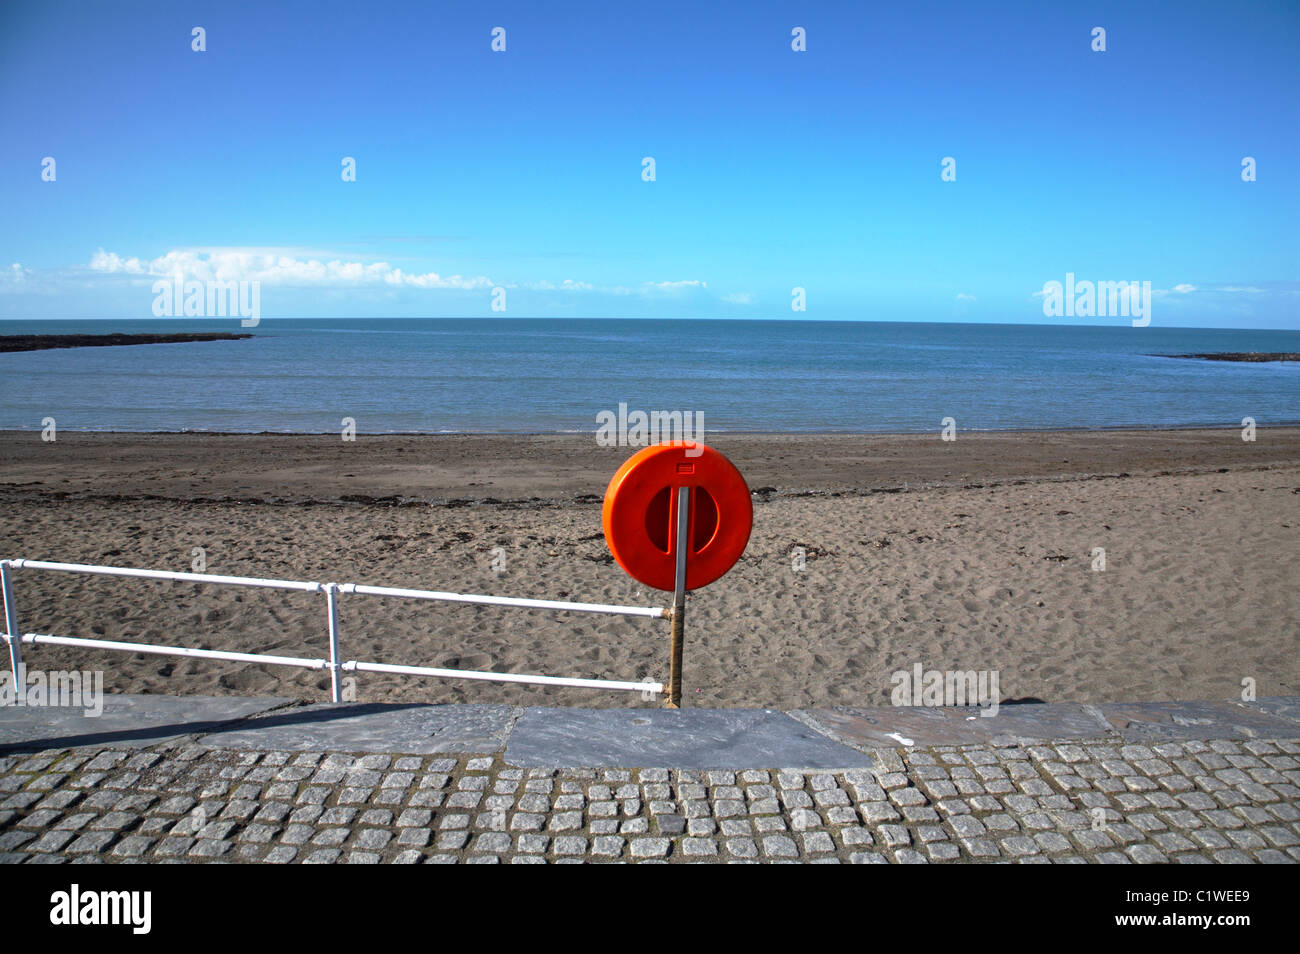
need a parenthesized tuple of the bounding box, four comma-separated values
(1, 0, 1297, 328)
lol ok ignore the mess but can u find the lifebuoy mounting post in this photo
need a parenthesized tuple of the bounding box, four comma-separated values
(602, 442, 753, 707)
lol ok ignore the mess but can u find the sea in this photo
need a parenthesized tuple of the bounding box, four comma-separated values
(0, 318, 1297, 434)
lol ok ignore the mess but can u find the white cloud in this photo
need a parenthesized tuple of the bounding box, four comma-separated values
(81, 247, 706, 298)
(523, 279, 597, 292)
(89, 247, 493, 290)
(1, 263, 31, 285)
(1038, 280, 1193, 301)
(644, 279, 707, 292)
(956, 292, 976, 301)
(512, 277, 709, 295)
(89, 250, 148, 274)
(1153, 283, 1271, 298)
(721, 291, 755, 304)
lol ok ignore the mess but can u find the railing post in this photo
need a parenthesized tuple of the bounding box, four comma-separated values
(1, 560, 23, 690)
(324, 583, 343, 704)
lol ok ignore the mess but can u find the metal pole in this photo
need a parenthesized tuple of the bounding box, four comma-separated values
(325, 583, 343, 703)
(348, 660, 663, 693)
(666, 486, 689, 708)
(12, 559, 322, 592)
(1, 561, 22, 690)
(22, 633, 328, 670)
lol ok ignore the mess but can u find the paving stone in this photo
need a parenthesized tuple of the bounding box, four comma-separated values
(861, 802, 901, 824)
(801, 831, 835, 853)
(629, 837, 670, 858)
(591, 836, 624, 857)
(188, 839, 232, 858)
(761, 835, 798, 858)
(1151, 831, 1197, 853)
(927, 842, 961, 861)
(110, 836, 154, 858)
(355, 829, 393, 851)
(840, 826, 873, 847)
(237, 823, 279, 844)
(396, 828, 431, 847)
(681, 837, 718, 857)
(727, 837, 758, 858)
(961, 838, 1000, 858)
(66, 831, 116, 853)
(27, 830, 76, 853)
(656, 814, 686, 835)
(436, 830, 468, 851)
(790, 809, 821, 831)
(472, 832, 511, 853)
(517, 834, 550, 853)
(1126, 844, 1169, 864)
(1255, 849, 1295, 864)
(0, 831, 34, 851)
(553, 836, 589, 856)
(877, 825, 912, 848)
(1225, 829, 1267, 850)
(779, 790, 813, 810)
(850, 851, 888, 863)
(1191, 829, 1231, 850)
(510, 812, 545, 832)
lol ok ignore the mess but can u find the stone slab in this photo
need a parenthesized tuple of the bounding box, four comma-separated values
(197, 702, 520, 754)
(505, 707, 873, 769)
(1094, 698, 1300, 742)
(794, 702, 1111, 749)
(7, 694, 1297, 765)
(1245, 696, 1300, 726)
(0, 694, 292, 752)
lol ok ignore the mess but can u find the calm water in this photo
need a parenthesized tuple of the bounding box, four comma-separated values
(0, 319, 1297, 433)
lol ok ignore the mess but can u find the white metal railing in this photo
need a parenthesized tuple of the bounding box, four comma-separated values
(0, 558, 667, 702)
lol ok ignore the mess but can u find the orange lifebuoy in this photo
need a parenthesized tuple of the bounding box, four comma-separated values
(602, 442, 753, 592)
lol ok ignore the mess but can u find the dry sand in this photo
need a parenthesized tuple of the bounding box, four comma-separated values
(1, 429, 1297, 709)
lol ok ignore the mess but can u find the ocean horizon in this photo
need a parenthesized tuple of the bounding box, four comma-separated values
(1, 318, 1297, 435)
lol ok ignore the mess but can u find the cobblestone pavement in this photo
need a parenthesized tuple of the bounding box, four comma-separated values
(1, 736, 1297, 864)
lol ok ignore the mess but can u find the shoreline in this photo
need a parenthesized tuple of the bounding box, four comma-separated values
(3, 427, 1298, 507)
(4, 421, 1300, 436)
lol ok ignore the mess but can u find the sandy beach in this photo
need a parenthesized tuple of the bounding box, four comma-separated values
(1, 428, 1297, 709)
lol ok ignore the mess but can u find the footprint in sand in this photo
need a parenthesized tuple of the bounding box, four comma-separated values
(445, 653, 493, 670)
